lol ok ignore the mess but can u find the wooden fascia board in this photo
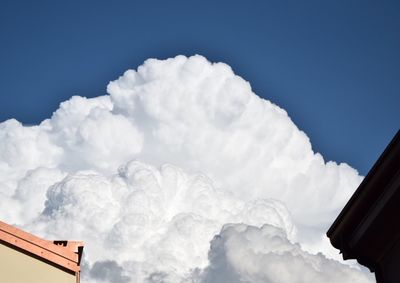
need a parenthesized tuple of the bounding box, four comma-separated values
(348, 170, 400, 249)
(0, 220, 83, 273)
(327, 130, 400, 250)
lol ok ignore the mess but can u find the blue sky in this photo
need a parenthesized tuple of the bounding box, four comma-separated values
(0, 0, 399, 175)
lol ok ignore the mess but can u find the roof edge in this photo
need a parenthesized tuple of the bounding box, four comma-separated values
(0, 220, 83, 273)
(327, 130, 400, 248)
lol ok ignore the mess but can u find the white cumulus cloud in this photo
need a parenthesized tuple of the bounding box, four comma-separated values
(198, 224, 372, 283)
(0, 55, 373, 282)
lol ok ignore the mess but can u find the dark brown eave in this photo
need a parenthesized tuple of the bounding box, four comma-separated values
(327, 130, 400, 270)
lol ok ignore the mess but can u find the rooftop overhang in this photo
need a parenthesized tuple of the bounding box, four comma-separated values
(327, 130, 400, 272)
(0, 220, 83, 274)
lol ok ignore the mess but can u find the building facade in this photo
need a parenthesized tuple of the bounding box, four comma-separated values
(0, 220, 83, 283)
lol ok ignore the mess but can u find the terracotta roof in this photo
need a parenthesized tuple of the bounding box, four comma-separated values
(0, 220, 83, 273)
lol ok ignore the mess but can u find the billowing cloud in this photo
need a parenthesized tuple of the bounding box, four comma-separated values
(198, 224, 372, 283)
(0, 55, 373, 282)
